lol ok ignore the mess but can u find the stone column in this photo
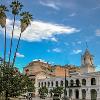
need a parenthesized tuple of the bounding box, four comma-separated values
(86, 88, 91, 100)
(72, 89, 75, 99)
(79, 88, 82, 99)
(97, 88, 100, 100)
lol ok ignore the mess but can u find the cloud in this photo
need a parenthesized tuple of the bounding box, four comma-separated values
(39, 0, 59, 10)
(96, 29, 100, 36)
(64, 42, 69, 46)
(16, 52, 25, 58)
(96, 65, 100, 71)
(77, 41, 82, 44)
(52, 48, 61, 53)
(0, 19, 80, 42)
(72, 49, 82, 54)
(69, 13, 76, 17)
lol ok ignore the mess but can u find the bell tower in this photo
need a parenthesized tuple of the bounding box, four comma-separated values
(80, 47, 95, 74)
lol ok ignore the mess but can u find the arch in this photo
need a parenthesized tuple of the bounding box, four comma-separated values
(41, 82, 43, 87)
(60, 80, 63, 87)
(51, 81, 53, 87)
(91, 89, 97, 100)
(75, 89, 79, 99)
(82, 79, 86, 86)
(44, 82, 46, 87)
(70, 80, 74, 87)
(82, 89, 86, 99)
(38, 82, 40, 87)
(48, 81, 50, 87)
(56, 81, 58, 87)
(76, 79, 80, 86)
(91, 78, 96, 85)
(69, 89, 72, 98)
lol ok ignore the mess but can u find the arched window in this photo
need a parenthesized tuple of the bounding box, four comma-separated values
(69, 89, 72, 97)
(82, 79, 86, 86)
(91, 89, 97, 100)
(76, 79, 80, 86)
(48, 81, 50, 87)
(44, 82, 46, 87)
(91, 78, 96, 85)
(38, 82, 40, 87)
(70, 80, 74, 86)
(41, 82, 43, 87)
(60, 80, 63, 86)
(51, 81, 53, 87)
(82, 89, 86, 99)
(56, 81, 58, 87)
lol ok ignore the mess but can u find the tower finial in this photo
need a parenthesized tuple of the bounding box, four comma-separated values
(86, 41, 88, 49)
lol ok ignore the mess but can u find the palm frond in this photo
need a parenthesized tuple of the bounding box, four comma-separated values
(20, 11, 33, 32)
(10, 0, 23, 15)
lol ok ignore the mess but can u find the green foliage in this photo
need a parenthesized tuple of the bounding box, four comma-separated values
(0, 63, 35, 98)
(10, 0, 23, 15)
(52, 86, 64, 96)
(38, 86, 48, 96)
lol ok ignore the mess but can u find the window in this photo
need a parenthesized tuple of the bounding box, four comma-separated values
(91, 78, 96, 85)
(41, 82, 43, 87)
(51, 81, 53, 87)
(76, 79, 80, 86)
(60, 80, 63, 86)
(38, 82, 40, 87)
(44, 82, 46, 87)
(48, 81, 50, 87)
(82, 79, 86, 86)
(70, 80, 74, 86)
(56, 81, 58, 87)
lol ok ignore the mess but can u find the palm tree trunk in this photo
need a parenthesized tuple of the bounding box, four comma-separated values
(8, 15, 16, 67)
(12, 32, 22, 67)
(4, 26, 6, 67)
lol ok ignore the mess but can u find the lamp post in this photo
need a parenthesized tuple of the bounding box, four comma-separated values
(64, 68, 67, 100)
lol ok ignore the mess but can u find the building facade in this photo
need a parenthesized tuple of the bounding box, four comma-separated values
(36, 49, 100, 100)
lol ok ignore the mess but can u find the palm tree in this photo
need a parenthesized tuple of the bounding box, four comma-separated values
(12, 12, 33, 67)
(8, 0, 23, 67)
(0, 5, 8, 67)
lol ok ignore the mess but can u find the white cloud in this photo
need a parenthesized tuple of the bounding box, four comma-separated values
(69, 13, 76, 17)
(50, 37, 58, 42)
(77, 41, 82, 44)
(72, 49, 82, 54)
(96, 29, 100, 36)
(96, 65, 100, 71)
(0, 19, 80, 42)
(64, 42, 69, 46)
(16, 52, 25, 58)
(52, 48, 61, 53)
(39, 0, 59, 10)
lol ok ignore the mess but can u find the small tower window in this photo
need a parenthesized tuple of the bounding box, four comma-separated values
(91, 78, 96, 85)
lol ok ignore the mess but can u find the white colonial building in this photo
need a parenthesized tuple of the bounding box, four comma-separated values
(36, 49, 100, 100)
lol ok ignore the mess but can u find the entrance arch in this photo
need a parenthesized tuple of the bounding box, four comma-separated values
(91, 89, 97, 100)
(82, 89, 86, 99)
(69, 89, 72, 98)
(75, 89, 79, 99)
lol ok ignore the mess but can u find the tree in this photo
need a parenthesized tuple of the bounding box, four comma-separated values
(8, 0, 23, 67)
(38, 86, 48, 97)
(52, 86, 63, 97)
(0, 5, 8, 67)
(0, 63, 35, 100)
(12, 11, 33, 67)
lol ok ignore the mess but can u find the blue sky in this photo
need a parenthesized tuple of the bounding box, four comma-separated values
(0, 0, 100, 71)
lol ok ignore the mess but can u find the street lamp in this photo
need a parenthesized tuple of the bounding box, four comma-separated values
(64, 68, 67, 100)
